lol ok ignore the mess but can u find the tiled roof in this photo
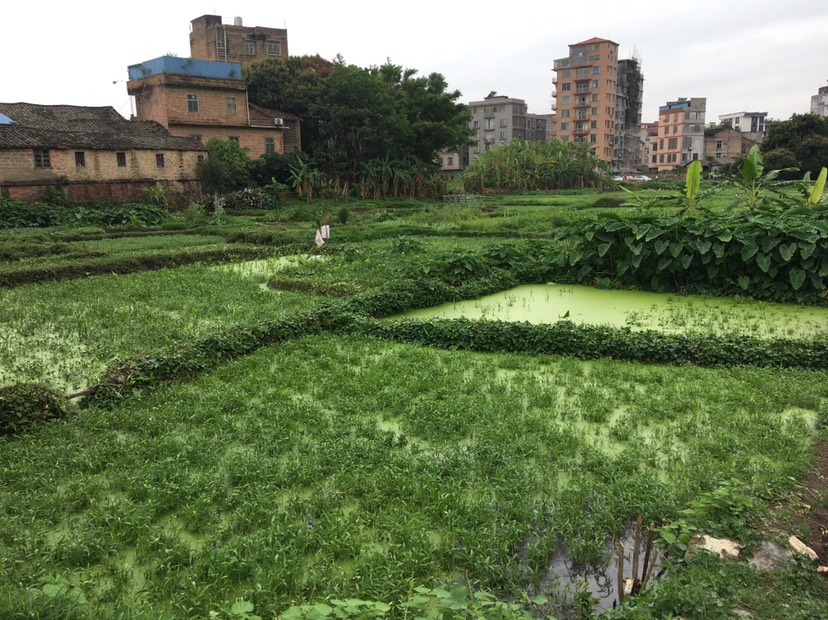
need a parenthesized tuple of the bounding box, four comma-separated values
(571, 37, 618, 46)
(0, 103, 204, 151)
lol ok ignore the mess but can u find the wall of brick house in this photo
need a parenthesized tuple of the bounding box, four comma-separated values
(168, 125, 284, 158)
(190, 15, 288, 67)
(128, 80, 170, 126)
(4, 179, 202, 204)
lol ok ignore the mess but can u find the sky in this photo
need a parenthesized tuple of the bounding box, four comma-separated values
(3, 0, 828, 124)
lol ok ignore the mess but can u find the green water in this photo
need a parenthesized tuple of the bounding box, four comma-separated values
(398, 284, 828, 339)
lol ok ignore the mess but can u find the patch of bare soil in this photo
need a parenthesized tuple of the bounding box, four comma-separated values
(763, 439, 828, 565)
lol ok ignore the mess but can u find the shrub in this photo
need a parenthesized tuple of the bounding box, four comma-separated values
(224, 188, 269, 210)
(0, 383, 71, 436)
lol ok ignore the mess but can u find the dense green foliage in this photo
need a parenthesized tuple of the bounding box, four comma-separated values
(761, 113, 828, 178)
(0, 383, 70, 435)
(0, 197, 168, 229)
(461, 140, 609, 193)
(553, 207, 828, 303)
(245, 56, 471, 194)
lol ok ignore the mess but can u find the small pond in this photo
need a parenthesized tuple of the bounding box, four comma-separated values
(396, 284, 828, 340)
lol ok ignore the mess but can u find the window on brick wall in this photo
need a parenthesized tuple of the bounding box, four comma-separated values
(116, 152, 127, 167)
(187, 94, 199, 113)
(227, 97, 237, 115)
(156, 154, 165, 168)
(74, 151, 85, 167)
(264, 137, 275, 155)
(217, 38, 225, 50)
(33, 149, 51, 168)
(266, 40, 281, 55)
(245, 40, 255, 55)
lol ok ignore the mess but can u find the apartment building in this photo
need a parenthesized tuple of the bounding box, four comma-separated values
(811, 82, 828, 118)
(552, 37, 643, 171)
(614, 58, 644, 172)
(641, 121, 659, 172)
(654, 98, 706, 172)
(190, 15, 288, 67)
(718, 111, 768, 142)
(466, 93, 549, 166)
(127, 56, 300, 158)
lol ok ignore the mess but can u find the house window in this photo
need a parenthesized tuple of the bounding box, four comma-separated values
(592, 66, 600, 75)
(187, 94, 199, 113)
(245, 40, 255, 55)
(266, 40, 281, 55)
(264, 137, 275, 155)
(116, 152, 127, 167)
(561, 82, 571, 92)
(472, 120, 480, 128)
(668, 138, 678, 149)
(74, 151, 86, 167)
(227, 97, 237, 115)
(499, 131, 506, 139)
(197, 155, 204, 163)
(484, 118, 495, 130)
(156, 153, 165, 168)
(716, 141, 722, 149)
(500, 118, 507, 127)
(216, 37, 225, 50)
(33, 149, 51, 168)
(590, 120, 597, 129)
(229, 136, 240, 144)
(447, 156, 454, 165)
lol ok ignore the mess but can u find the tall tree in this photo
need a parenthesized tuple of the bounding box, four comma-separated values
(761, 113, 828, 177)
(244, 55, 333, 154)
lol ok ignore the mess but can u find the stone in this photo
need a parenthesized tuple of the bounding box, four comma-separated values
(788, 536, 819, 562)
(686, 535, 741, 560)
(749, 541, 793, 572)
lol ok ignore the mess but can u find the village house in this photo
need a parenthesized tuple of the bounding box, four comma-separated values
(703, 126, 759, 166)
(0, 102, 205, 202)
(126, 55, 300, 157)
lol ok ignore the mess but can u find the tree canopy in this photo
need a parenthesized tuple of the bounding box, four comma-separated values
(761, 113, 828, 177)
(244, 56, 472, 182)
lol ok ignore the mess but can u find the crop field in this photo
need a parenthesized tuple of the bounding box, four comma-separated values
(1, 193, 827, 619)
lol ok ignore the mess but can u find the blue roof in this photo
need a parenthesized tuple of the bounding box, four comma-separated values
(0, 112, 14, 125)
(128, 56, 242, 81)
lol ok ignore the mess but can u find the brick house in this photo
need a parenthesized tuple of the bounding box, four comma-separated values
(189, 14, 288, 68)
(0, 102, 205, 202)
(703, 127, 759, 166)
(127, 56, 300, 157)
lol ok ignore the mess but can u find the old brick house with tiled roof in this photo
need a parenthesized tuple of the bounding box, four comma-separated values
(0, 103, 206, 202)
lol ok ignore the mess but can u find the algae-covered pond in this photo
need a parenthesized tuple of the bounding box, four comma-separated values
(398, 284, 828, 339)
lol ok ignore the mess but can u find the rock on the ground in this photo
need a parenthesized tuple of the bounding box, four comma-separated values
(788, 536, 819, 562)
(686, 535, 742, 560)
(749, 541, 793, 571)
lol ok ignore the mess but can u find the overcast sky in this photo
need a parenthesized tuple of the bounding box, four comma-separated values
(3, 0, 827, 124)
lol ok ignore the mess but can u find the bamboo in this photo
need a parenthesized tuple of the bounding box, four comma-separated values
(640, 522, 655, 586)
(631, 515, 642, 587)
(616, 540, 625, 605)
(641, 546, 660, 590)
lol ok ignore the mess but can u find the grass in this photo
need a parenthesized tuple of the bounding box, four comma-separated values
(0, 335, 825, 618)
(0, 264, 319, 391)
(0, 190, 826, 619)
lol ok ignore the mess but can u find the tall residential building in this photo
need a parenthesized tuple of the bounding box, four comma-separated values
(552, 37, 643, 171)
(615, 58, 644, 172)
(811, 82, 828, 117)
(190, 15, 288, 67)
(655, 97, 706, 172)
(641, 121, 659, 172)
(718, 111, 768, 142)
(466, 93, 550, 165)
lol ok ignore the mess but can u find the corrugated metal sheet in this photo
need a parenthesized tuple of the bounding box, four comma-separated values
(128, 56, 242, 81)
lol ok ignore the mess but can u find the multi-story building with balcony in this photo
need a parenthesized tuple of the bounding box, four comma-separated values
(552, 37, 643, 171)
(189, 15, 288, 68)
(466, 93, 549, 165)
(654, 97, 706, 172)
(718, 111, 768, 142)
(127, 56, 300, 158)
